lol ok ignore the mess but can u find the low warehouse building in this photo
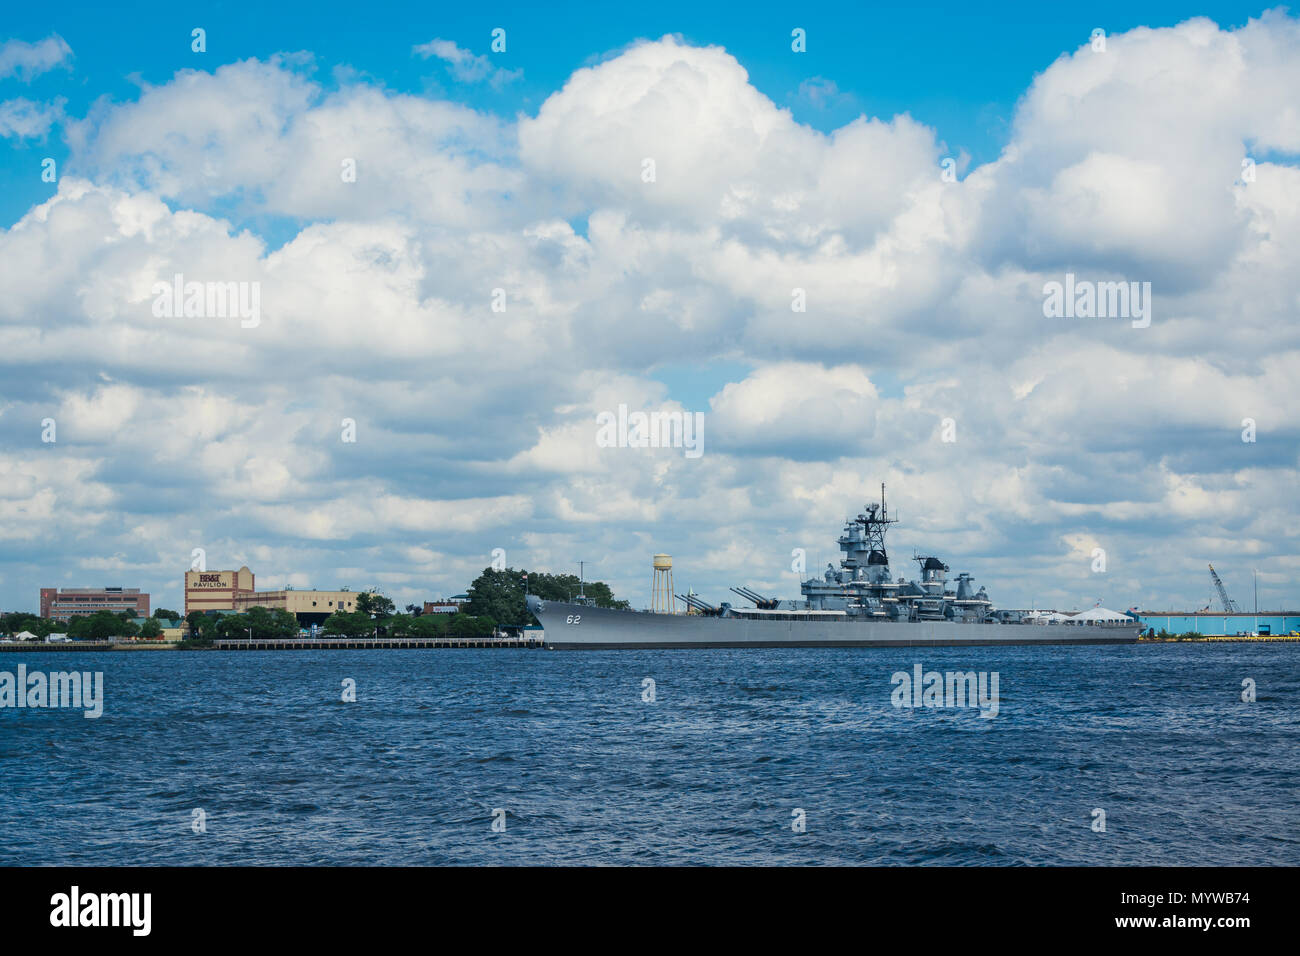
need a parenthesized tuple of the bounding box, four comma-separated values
(1135, 611, 1300, 636)
(234, 588, 359, 626)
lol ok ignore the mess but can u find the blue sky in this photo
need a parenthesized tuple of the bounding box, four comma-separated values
(1, 2, 1297, 616)
(2, 0, 1264, 225)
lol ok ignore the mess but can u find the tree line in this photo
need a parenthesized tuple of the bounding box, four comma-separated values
(180, 591, 498, 646)
(462, 567, 628, 627)
(3, 570, 630, 644)
(1, 608, 182, 641)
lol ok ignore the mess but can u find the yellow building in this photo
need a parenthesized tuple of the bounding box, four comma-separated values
(234, 589, 358, 622)
(125, 618, 186, 643)
(184, 564, 359, 625)
(184, 566, 255, 616)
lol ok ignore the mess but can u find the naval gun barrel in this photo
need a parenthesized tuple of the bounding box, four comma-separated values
(678, 594, 715, 613)
(731, 586, 779, 610)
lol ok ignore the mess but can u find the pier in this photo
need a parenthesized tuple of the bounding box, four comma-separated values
(0, 637, 546, 652)
(1139, 633, 1300, 643)
(214, 636, 545, 651)
(0, 641, 113, 652)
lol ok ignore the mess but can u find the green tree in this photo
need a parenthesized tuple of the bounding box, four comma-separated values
(355, 590, 395, 618)
(212, 615, 243, 641)
(529, 571, 627, 609)
(182, 611, 217, 647)
(409, 614, 450, 639)
(185, 611, 216, 642)
(249, 606, 299, 640)
(139, 618, 163, 640)
(450, 614, 495, 639)
(463, 568, 529, 626)
(464, 567, 628, 626)
(1, 613, 58, 639)
(213, 607, 299, 641)
(71, 610, 138, 641)
(322, 611, 374, 639)
(153, 608, 180, 620)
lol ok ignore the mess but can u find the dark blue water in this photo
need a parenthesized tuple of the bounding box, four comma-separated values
(1, 644, 1296, 865)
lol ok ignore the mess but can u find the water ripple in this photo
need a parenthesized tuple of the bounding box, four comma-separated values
(0, 644, 1296, 865)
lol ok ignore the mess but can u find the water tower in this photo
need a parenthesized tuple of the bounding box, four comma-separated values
(652, 554, 676, 614)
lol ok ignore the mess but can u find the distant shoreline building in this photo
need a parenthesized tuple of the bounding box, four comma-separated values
(127, 616, 185, 642)
(423, 595, 468, 615)
(183, 564, 357, 626)
(184, 566, 255, 617)
(234, 588, 357, 625)
(1134, 610, 1300, 636)
(40, 587, 150, 622)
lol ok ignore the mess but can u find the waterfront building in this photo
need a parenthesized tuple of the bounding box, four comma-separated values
(40, 586, 150, 622)
(184, 565, 359, 625)
(422, 600, 462, 614)
(1134, 610, 1300, 636)
(234, 588, 358, 625)
(126, 617, 186, 641)
(184, 566, 255, 616)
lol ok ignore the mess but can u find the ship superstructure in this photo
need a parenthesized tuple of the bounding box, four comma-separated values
(794, 485, 993, 622)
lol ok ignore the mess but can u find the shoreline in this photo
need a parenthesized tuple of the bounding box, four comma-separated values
(3, 635, 1298, 651)
(0, 637, 546, 652)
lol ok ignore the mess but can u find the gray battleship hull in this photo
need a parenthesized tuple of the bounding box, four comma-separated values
(533, 601, 1141, 649)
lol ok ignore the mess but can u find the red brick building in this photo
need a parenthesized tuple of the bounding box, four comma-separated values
(40, 587, 150, 622)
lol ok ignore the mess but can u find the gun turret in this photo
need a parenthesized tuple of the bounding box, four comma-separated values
(730, 586, 779, 610)
(678, 593, 718, 614)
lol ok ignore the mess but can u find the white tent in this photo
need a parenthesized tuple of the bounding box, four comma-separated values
(1026, 610, 1071, 624)
(1069, 607, 1133, 624)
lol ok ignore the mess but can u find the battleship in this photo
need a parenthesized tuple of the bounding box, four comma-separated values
(526, 486, 1141, 649)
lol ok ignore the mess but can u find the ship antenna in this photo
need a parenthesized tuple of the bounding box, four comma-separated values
(578, 560, 586, 600)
